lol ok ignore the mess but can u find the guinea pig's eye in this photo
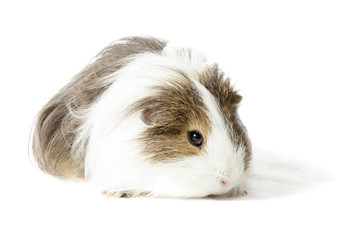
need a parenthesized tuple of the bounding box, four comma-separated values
(188, 131, 203, 148)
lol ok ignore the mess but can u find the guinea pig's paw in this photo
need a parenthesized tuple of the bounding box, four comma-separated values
(227, 186, 248, 197)
(101, 190, 149, 198)
(211, 186, 248, 199)
(102, 190, 133, 198)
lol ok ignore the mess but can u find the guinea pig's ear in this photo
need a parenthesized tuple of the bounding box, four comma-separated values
(140, 107, 159, 125)
(234, 94, 243, 105)
(140, 108, 153, 125)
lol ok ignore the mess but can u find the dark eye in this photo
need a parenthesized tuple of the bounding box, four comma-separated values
(188, 131, 203, 148)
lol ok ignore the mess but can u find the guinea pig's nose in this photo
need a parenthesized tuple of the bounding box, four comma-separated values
(217, 170, 231, 187)
(220, 179, 229, 186)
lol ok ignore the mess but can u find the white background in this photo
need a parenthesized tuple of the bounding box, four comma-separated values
(1, 0, 359, 239)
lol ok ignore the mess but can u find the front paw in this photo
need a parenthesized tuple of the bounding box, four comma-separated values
(101, 190, 149, 198)
(225, 186, 248, 197)
(209, 186, 248, 199)
(102, 190, 131, 198)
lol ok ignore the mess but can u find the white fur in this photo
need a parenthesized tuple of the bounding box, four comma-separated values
(77, 46, 247, 197)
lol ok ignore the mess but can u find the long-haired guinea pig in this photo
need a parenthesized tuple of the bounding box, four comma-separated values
(31, 36, 252, 198)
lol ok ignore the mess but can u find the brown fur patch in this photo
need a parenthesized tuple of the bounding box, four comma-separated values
(32, 37, 167, 178)
(199, 65, 252, 169)
(128, 79, 210, 162)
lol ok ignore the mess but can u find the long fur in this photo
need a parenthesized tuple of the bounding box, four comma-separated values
(32, 36, 252, 198)
(32, 37, 167, 178)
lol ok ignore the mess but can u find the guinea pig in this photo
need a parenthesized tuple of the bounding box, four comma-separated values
(31, 36, 252, 198)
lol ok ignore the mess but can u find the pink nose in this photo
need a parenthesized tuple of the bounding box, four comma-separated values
(220, 179, 228, 186)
